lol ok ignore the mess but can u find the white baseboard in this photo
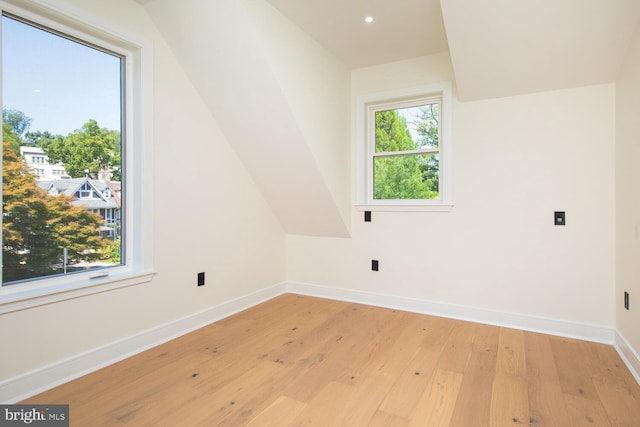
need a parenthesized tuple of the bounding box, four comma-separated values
(614, 331, 640, 385)
(3, 281, 635, 403)
(285, 281, 615, 344)
(0, 283, 286, 403)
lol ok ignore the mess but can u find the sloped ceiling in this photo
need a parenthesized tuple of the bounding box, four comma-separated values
(142, 0, 351, 237)
(440, 0, 640, 100)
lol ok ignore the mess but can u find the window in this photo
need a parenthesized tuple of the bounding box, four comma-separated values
(3, 12, 122, 283)
(0, 0, 154, 313)
(77, 182, 97, 199)
(356, 83, 453, 211)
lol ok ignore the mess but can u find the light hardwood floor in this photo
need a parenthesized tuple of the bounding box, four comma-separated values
(23, 294, 640, 426)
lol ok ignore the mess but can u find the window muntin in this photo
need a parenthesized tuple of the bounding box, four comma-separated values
(1, 10, 124, 285)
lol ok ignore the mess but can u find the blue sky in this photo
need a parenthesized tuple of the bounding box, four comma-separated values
(2, 15, 121, 136)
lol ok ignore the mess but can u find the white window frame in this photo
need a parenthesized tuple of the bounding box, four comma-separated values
(0, 0, 155, 314)
(355, 82, 453, 212)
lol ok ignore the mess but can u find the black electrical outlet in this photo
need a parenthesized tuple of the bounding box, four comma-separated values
(197, 272, 205, 287)
(364, 211, 372, 222)
(371, 260, 379, 271)
(554, 211, 566, 226)
(624, 291, 630, 310)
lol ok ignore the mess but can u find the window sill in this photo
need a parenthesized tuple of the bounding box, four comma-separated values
(355, 203, 454, 213)
(0, 270, 156, 314)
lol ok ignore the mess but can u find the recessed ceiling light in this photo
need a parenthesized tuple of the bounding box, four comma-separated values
(364, 16, 374, 24)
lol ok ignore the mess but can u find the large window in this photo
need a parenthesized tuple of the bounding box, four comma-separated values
(356, 83, 453, 211)
(0, 0, 154, 312)
(2, 13, 123, 283)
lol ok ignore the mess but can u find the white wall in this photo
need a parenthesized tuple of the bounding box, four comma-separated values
(0, 0, 285, 384)
(287, 53, 617, 330)
(244, 0, 352, 233)
(143, 0, 351, 238)
(616, 24, 640, 358)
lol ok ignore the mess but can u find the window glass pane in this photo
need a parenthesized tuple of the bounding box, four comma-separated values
(374, 103, 439, 153)
(373, 154, 439, 200)
(2, 14, 123, 285)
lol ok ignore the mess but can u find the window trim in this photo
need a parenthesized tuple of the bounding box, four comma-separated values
(355, 82, 453, 212)
(0, 0, 155, 314)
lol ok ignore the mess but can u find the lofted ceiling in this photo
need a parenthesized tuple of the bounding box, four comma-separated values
(266, 0, 640, 100)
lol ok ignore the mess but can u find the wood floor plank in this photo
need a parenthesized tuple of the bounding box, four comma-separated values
(471, 322, 501, 355)
(167, 359, 289, 427)
(496, 328, 527, 377)
(367, 410, 410, 427)
(287, 381, 356, 425)
(341, 371, 397, 426)
(564, 394, 612, 427)
(436, 321, 475, 374)
(379, 347, 440, 418)
(408, 368, 463, 426)
(59, 350, 214, 426)
(449, 346, 498, 427)
(490, 328, 530, 426)
(550, 336, 600, 400)
(490, 373, 531, 426)
(592, 376, 640, 426)
(244, 395, 306, 427)
(373, 314, 434, 378)
(524, 331, 572, 426)
(581, 339, 640, 398)
(419, 314, 459, 352)
(336, 309, 419, 386)
(278, 304, 391, 403)
(21, 295, 640, 426)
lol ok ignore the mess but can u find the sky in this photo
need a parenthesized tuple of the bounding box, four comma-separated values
(2, 15, 122, 136)
(397, 106, 422, 142)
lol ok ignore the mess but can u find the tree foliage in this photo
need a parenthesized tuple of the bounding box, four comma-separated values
(2, 122, 22, 156)
(2, 108, 32, 138)
(373, 108, 439, 200)
(24, 130, 64, 148)
(40, 119, 121, 180)
(414, 104, 440, 192)
(2, 141, 105, 282)
(414, 104, 439, 149)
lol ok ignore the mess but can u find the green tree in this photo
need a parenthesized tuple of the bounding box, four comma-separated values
(414, 104, 440, 195)
(2, 122, 22, 156)
(2, 141, 105, 282)
(41, 119, 121, 180)
(24, 130, 64, 148)
(375, 110, 416, 153)
(373, 110, 437, 200)
(99, 238, 121, 264)
(2, 108, 32, 138)
(414, 104, 439, 149)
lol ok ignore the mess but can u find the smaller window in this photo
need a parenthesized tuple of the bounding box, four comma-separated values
(371, 98, 440, 201)
(356, 82, 453, 211)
